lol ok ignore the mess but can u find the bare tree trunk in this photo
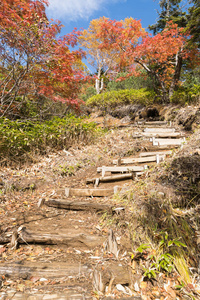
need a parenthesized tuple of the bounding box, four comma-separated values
(95, 67, 104, 94)
(169, 50, 183, 98)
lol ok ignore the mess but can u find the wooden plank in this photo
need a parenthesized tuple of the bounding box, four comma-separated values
(65, 187, 120, 197)
(144, 127, 175, 133)
(113, 155, 165, 165)
(142, 132, 181, 138)
(0, 262, 131, 285)
(152, 137, 186, 146)
(0, 262, 91, 279)
(1, 228, 106, 249)
(144, 121, 169, 125)
(86, 173, 134, 184)
(97, 166, 146, 176)
(45, 199, 112, 213)
(143, 145, 179, 151)
(139, 150, 172, 157)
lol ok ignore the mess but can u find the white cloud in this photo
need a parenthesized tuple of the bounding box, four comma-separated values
(46, 0, 124, 21)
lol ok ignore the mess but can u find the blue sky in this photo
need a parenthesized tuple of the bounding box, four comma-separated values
(46, 0, 161, 35)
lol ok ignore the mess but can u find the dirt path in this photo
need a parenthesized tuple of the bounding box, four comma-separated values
(0, 118, 190, 299)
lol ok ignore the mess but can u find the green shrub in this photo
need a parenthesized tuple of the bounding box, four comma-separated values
(0, 116, 99, 164)
(107, 72, 153, 91)
(80, 86, 96, 102)
(86, 88, 155, 108)
(171, 85, 200, 105)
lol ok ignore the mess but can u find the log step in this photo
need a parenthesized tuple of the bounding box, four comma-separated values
(0, 262, 131, 285)
(0, 290, 92, 300)
(0, 228, 106, 249)
(152, 137, 186, 146)
(141, 132, 181, 138)
(143, 121, 170, 126)
(65, 187, 120, 198)
(44, 199, 113, 213)
(139, 150, 172, 157)
(86, 173, 134, 184)
(137, 120, 169, 125)
(97, 166, 146, 176)
(144, 145, 179, 151)
(0, 262, 91, 279)
(144, 127, 175, 133)
(113, 155, 165, 165)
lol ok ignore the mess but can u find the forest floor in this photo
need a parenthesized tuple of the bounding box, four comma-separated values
(0, 105, 200, 299)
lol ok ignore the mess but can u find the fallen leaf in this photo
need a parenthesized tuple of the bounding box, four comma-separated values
(0, 247, 6, 254)
(140, 281, 147, 290)
(17, 284, 25, 292)
(30, 276, 39, 282)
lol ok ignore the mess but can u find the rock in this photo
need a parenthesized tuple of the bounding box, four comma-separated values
(139, 107, 159, 120)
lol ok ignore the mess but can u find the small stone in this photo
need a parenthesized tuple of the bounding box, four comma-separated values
(39, 278, 48, 282)
(116, 284, 127, 293)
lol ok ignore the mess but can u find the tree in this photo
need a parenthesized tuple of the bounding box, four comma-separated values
(134, 23, 191, 100)
(79, 17, 145, 94)
(149, 0, 188, 34)
(98, 20, 199, 102)
(0, 0, 85, 118)
(187, 0, 200, 47)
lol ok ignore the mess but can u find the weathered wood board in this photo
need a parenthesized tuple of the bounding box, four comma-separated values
(152, 137, 186, 146)
(139, 150, 172, 157)
(142, 132, 181, 138)
(137, 121, 169, 126)
(65, 187, 120, 197)
(144, 121, 169, 126)
(86, 173, 134, 184)
(45, 199, 112, 213)
(0, 262, 91, 279)
(113, 155, 165, 165)
(0, 229, 106, 248)
(0, 262, 131, 285)
(97, 165, 146, 176)
(144, 127, 175, 133)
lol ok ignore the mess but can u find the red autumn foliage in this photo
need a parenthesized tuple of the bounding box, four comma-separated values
(97, 19, 199, 101)
(0, 0, 85, 117)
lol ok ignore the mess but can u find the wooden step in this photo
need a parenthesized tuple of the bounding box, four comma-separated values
(0, 262, 131, 285)
(0, 290, 92, 300)
(142, 132, 181, 138)
(0, 228, 106, 249)
(144, 121, 170, 126)
(0, 262, 91, 279)
(137, 120, 169, 125)
(152, 137, 186, 146)
(139, 150, 172, 157)
(44, 199, 113, 213)
(113, 155, 165, 165)
(143, 145, 180, 152)
(144, 127, 175, 133)
(97, 166, 146, 176)
(86, 173, 134, 184)
(65, 187, 120, 198)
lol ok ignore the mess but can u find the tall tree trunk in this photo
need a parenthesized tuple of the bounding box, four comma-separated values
(169, 50, 183, 98)
(95, 67, 104, 94)
(95, 77, 104, 94)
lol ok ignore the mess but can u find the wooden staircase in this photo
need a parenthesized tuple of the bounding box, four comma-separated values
(0, 120, 187, 299)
